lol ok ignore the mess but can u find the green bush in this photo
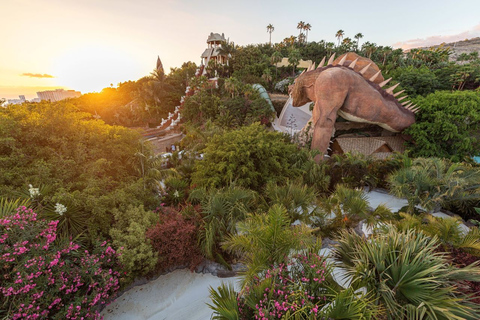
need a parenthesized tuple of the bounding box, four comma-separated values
(405, 90, 480, 161)
(109, 205, 158, 281)
(192, 123, 302, 191)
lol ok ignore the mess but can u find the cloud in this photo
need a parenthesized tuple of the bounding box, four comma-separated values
(393, 23, 480, 49)
(21, 73, 55, 78)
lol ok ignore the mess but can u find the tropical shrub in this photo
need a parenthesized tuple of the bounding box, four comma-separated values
(388, 157, 480, 215)
(192, 123, 302, 191)
(0, 207, 120, 319)
(146, 206, 203, 272)
(189, 186, 256, 265)
(222, 204, 318, 287)
(405, 90, 480, 161)
(209, 252, 376, 320)
(264, 180, 318, 223)
(333, 225, 480, 319)
(109, 205, 158, 280)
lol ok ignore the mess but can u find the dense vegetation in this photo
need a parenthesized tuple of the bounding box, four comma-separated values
(1, 29, 480, 319)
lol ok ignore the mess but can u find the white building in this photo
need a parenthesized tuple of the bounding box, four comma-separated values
(37, 89, 81, 102)
(6, 95, 26, 105)
(201, 32, 230, 75)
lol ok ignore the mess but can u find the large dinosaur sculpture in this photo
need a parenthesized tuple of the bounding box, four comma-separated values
(289, 52, 418, 160)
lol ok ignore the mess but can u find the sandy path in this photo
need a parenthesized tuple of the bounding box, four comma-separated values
(101, 270, 238, 320)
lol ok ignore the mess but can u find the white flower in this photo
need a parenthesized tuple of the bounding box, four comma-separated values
(28, 184, 41, 198)
(54, 203, 67, 216)
(173, 190, 180, 198)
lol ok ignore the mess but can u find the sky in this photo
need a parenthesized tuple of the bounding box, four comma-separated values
(1, 0, 479, 99)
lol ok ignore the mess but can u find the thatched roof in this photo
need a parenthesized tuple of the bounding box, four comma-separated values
(334, 137, 388, 155)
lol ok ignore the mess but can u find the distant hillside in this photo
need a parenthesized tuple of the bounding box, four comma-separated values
(422, 37, 480, 60)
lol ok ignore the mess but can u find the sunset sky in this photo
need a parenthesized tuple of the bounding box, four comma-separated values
(1, 0, 479, 99)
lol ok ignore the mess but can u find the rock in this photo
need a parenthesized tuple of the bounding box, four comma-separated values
(321, 237, 338, 249)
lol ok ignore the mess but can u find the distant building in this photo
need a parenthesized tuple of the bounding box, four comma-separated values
(7, 95, 26, 105)
(201, 32, 230, 76)
(37, 89, 81, 102)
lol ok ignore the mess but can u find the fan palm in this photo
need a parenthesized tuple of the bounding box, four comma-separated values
(303, 23, 311, 43)
(333, 225, 480, 319)
(354, 32, 364, 51)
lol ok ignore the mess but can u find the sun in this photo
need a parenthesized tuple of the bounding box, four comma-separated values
(52, 44, 142, 94)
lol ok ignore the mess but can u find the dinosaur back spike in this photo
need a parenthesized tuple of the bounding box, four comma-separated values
(337, 55, 348, 66)
(359, 63, 372, 75)
(378, 77, 392, 88)
(327, 53, 336, 65)
(393, 89, 405, 97)
(369, 70, 381, 82)
(385, 83, 400, 94)
(348, 58, 358, 69)
(318, 57, 326, 68)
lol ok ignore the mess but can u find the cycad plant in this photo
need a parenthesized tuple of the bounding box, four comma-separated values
(333, 225, 480, 319)
(222, 204, 318, 287)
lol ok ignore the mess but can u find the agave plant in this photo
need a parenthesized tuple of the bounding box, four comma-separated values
(333, 225, 480, 319)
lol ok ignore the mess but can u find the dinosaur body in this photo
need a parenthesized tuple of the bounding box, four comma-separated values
(289, 53, 417, 160)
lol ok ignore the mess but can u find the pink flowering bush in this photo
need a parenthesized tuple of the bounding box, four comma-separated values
(210, 252, 375, 319)
(239, 253, 331, 319)
(1, 207, 121, 320)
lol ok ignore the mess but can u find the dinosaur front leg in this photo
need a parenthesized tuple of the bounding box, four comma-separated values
(311, 111, 337, 162)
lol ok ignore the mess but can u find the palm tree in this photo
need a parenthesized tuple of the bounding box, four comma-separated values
(288, 48, 301, 75)
(222, 204, 316, 287)
(271, 51, 283, 77)
(266, 24, 274, 45)
(303, 23, 312, 43)
(354, 33, 364, 51)
(297, 21, 305, 40)
(335, 29, 344, 47)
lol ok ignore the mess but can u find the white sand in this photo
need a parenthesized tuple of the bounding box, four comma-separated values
(102, 190, 471, 319)
(101, 270, 239, 320)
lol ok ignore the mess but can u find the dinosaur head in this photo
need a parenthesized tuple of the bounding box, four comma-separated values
(289, 70, 315, 107)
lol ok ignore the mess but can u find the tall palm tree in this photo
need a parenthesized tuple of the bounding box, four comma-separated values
(288, 48, 301, 75)
(335, 29, 345, 47)
(271, 51, 283, 77)
(354, 33, 364, 51)
(266, 24, 274, 46)
(297, 21, 305, 40)
(303, 23, 312, 43)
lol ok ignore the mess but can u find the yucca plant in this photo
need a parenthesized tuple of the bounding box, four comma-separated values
(333, 225, 480, 319)
(207, 283, 239, 320)
(0, 197, 31, 218)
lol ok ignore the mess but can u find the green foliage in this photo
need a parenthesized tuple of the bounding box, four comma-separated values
(222, 204, 317, 287)
(405, 90, 480, 161)
(388, 158, 480, 214)
(190, 186, 256, 264)
(192, 123, 302, 191)
(207, 283, 239, 320)
(109, 205, 158, 280)
(333, 225, 480, 319)
(264, 180, 317, 222)
(390, 66, 441, 97)
(0, 197, 31, 218)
